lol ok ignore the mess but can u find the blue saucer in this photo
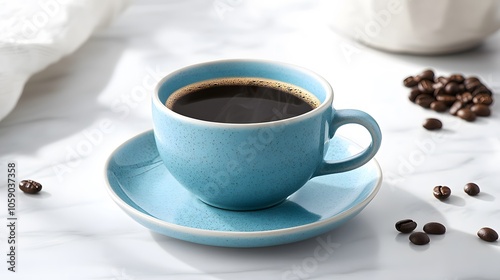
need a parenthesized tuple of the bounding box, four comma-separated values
(105, 130, 382, 247)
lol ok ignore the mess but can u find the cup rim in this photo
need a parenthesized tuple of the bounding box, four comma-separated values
(153, 59, 333, 128)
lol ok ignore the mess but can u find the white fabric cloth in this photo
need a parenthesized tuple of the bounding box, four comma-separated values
(0, 0, 129, 122)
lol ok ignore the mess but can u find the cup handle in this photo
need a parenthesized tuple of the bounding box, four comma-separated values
(313, 109, 382, 177)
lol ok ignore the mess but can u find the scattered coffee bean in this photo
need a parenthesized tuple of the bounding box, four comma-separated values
(408, 88, 421, 102)
(449, 100, 465, 115)
(457, 84, 466, 93)
(19, 179, 42, 194)
(433, 86, 445, 96)
(430, 101, 447, 112)
(423, 222, 446, 235)
(465, 80, 482, 92)
(403, 70, 494, 123)
(477, 227, 498, 242)
(445, 82, 460, 95)
(433, 82, 444, 90)
(473, 93, 494, 105)
(435, 94, 456, 105)
(418, 69, 435, 81)
(395, 219, 418, 233)
(457, 108, 476, 122)
(464, 182, 480, 196)
(464, 76, 480, 85)
(470, 104, 491, 116)
(409, 232, 430, 245)
(418, 80, 435, 95)
(423, 118, 442, 130)
(416, 95, 434, 108)
(457, 92, 473, 103)
(404, 76, 419, 88)
(448, 74, 465, 84)
(472, 85, 491, 96)
(433, 185, 451, 200)
(418, 182, 499, 246)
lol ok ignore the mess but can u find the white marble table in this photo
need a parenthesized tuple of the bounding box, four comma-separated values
(1, 1, 500, 279)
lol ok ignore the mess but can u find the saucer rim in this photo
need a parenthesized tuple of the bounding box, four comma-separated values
(104, 129, 383, 238)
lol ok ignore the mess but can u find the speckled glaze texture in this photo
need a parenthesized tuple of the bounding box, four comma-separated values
(105, 130, 382, 247)
(152, 60, 382, 210)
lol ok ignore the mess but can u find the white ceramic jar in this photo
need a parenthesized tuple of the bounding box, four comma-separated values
(327, 0, 500, 55)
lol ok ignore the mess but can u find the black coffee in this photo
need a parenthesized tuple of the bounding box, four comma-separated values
(166, 78, 320, 124)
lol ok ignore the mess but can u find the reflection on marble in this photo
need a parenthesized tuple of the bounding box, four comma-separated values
(1, 0, 500, 279)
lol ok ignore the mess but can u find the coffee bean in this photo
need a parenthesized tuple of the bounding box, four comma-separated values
(432, 81, 444, 90)
(423, 118, 442, 130)
(448, 74, 465, 84)
(430, 101, 447, 112)
(433, 185, 451, 200)
(404, 70, 494, 122)
(465, 80, 482, 92)
(418, 69, 435, 81)
(433, 86, 445, 97)
(395, 219, 418, 233)
(472, 85, 491, 96)
(457, 108, 476, 122)
(418, 80, 435, 95)
(456, 92, 473, 103)
(408, 88, 421, 102)
(464, 76, 480, 85)
(19, 179, 42, 194)
(436, 76, 449, 85)
(449, 100, 465, 115)
(445, 82, 460, 95)
(477, 227, 498, 242)
(470, 104, 491, 116)
(423, 222, 446, 235)
(409, 232, 430, 245)
(435, 94, 456, 105)
(415, 95, 434, 108)
(457, 84, 466, 93)
(404, 76, 418, 88)
(464, 182, 480, 196)
(473, 93, 493, 105)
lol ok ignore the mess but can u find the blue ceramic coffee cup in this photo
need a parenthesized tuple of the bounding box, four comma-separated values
(152, 59, 381, 211)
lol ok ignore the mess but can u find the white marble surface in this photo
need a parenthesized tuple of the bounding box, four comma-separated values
(1, 0, 500, 279)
